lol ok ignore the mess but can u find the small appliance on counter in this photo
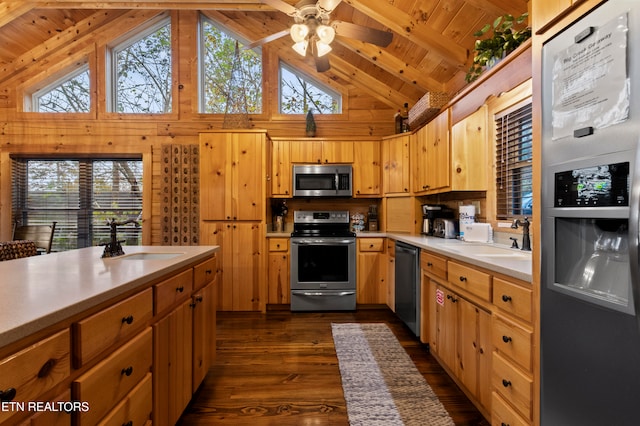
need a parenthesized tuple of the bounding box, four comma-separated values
(433, 218, 457, 238)
(421, 204, 454, 235)
(462, 223, 493, 242)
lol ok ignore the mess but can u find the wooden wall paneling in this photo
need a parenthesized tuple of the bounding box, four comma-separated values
(0, 9, 129, 85)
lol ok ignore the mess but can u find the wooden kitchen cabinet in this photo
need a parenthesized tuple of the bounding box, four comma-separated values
(450, 105, 488, 191)
(458, 298, 492, 412)
(353, 140, 381, 197)
(382, 133, 410, 195)
(413, 110, 450, 194)
(271, 139, 292, 197)
(290, 139, 354, 164)
(192, 280, 217, 392)
(199, 130, 268, 221)
(98, 372, 152, 426)
(267, 238, 290, 304)
(200, 221, 265, 311)
(0, 330, 71, 425)
(356, 238, 387, 304)
(73, 328, 152, 426)
(153, 299, 193, 426)
(386, 239, 395, 311)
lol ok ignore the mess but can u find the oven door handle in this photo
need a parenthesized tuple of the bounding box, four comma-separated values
(334, 169, 339, 194)
(298, 291, 356, 297)
(292, 239, 355, 245)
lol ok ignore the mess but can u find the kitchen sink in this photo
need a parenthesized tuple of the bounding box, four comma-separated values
(447, 244, 531, 260)
(475, 253, 530, 260)
(117, 252, 184, 260)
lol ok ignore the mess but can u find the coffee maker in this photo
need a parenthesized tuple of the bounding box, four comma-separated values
(421, 205, 453, 235)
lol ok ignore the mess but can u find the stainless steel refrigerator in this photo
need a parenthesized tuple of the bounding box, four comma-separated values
(541, 1, 640, 424)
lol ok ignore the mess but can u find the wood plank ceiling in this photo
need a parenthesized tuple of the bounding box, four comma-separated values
(0, 0, 529, 109)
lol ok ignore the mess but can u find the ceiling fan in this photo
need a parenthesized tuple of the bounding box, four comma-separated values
(248, 0, 393, 72)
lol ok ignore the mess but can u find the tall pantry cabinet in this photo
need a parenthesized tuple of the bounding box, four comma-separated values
(199, 130, 269, 312)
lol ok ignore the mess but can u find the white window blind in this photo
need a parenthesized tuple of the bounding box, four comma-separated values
(12, 158, 142, 252)
(495, 100, 533, 220)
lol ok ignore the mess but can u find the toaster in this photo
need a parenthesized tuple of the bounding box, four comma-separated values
(433, 218, 458, 238)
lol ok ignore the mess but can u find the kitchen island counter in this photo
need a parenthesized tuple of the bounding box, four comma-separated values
(0, 245, 219, 348)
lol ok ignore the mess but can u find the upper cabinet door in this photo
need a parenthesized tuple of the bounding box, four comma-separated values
(353, 140, 381, 197)
(200, 131, 266, 221)
(451, 105, 488, 191)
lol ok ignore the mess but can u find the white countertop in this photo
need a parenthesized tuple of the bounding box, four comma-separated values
(268, 231, 532, 283)
(0, 245, 219, 348)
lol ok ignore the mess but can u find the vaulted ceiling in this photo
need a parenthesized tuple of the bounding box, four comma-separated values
(0, 0, 529, 109)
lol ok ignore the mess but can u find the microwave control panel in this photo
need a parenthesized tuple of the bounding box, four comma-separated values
(555, 161, 629, 207)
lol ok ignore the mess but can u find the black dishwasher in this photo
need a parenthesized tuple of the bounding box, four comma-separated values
(394, 241, 421, 337)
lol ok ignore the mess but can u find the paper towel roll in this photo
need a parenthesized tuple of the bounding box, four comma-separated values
(459, 205, 476, 240)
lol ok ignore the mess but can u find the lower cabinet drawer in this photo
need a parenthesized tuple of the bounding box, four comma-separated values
(421, 251, 447, 281)
(492, 352, 533, 420)
(155, 269, 194, 314)
(492, 391, 530, 426)
(0, 330, 70, 424)
(97, 373, 152, 426)
(492, 315, 533, 372)
(448, 261, 491, 301)
(194, 256, 217, 291)
(74, 288, 153, 367)
(358, 238, 384, 252)
(17, 390, 72, 426)
(73, 328, 152, 425)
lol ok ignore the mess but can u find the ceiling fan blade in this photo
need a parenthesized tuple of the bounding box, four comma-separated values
(318, 0, 342, 13)
(331, 21, 393, 47)
(260, 0, 298, 16)
(311, 44, 331, 72)
(242, 29, 290, 50)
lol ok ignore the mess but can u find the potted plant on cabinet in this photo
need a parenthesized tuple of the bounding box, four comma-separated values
(306, 109, 316, 137)
(465, 12, 531, 83)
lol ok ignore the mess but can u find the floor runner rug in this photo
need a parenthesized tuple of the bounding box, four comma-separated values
(332, 323, 455, 426)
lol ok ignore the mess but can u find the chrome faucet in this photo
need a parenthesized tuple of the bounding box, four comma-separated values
(511, 217, 531, 251)
(101, 218, 140, 258)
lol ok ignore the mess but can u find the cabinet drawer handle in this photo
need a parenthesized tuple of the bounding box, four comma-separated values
(205, 269, 212, 274)
(501, 423, 510, 426)
(195, 295, 203, 303)
(502, 379, 512, 388)
(502, 295, 512, 302)
(176, 286, 184, 293)
(121, 366, 134, 377)
(121, 315, 134, 325)
(0, 388, 16, 402)
(427, 262, 433, 267)
(38, 358, 57, 378)
(459, 276, 467, 282)
(502, 335, 512, 343)
(123, 421, 133, 426)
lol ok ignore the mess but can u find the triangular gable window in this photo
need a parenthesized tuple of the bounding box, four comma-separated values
(280, 62, 341, 114)
(31, 65, 90, 113)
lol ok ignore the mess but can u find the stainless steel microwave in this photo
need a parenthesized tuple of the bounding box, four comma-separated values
(292, 164, 352, 197)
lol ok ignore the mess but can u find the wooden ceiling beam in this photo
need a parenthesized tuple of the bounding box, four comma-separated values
(0, 1, 37, 29)
(344, 0, 469, 67)
(335, 37, 444, 94)
(32, 1, 273, 10)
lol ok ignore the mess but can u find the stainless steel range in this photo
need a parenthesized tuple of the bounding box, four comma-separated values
(290, 210, 356, 311)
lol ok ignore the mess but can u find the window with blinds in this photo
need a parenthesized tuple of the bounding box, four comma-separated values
(495, 100, 532, 220)
(12, 158, 143, 252)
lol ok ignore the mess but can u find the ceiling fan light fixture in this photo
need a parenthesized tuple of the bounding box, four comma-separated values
(315, 40, 332, 57)
(290, 23, 309, 43)
(292, 40, 309, 56)
(316, 24, 335, 44)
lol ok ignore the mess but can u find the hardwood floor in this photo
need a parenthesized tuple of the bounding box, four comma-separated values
(178, 308, 490, 426)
